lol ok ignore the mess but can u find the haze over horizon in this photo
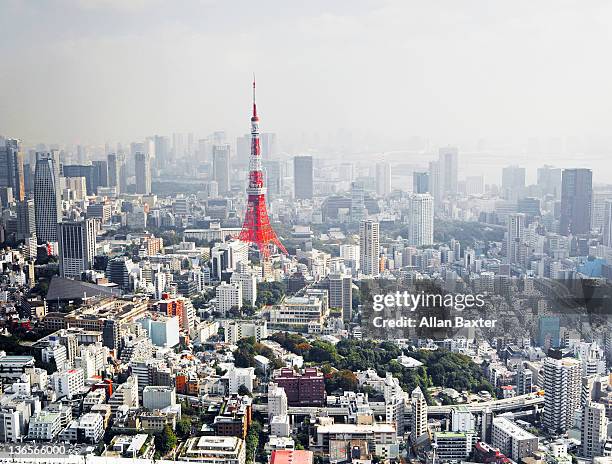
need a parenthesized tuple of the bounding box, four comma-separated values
(2, 0, 612, 150)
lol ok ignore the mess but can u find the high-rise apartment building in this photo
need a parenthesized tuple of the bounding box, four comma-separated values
(407, 194, 434, 247)
(543, 356, 581, 434)
(507, 213, 525, 265)
(34, 153, 61, 244)
(581, 402, 608, 459)
(293, 156, 313, 200)
(411, 386, 428, 440)
(560, 169, 592, 236)
(58, 219, 97, 279)
(134, 152, 152, 195)
(359, 220, 380, 277)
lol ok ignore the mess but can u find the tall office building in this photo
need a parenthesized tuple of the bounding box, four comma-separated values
(413, 171, 429, 194)
(507, 213, 525, 265)
(537, 165, 562, 199)
(135, 152, 151, 195)
(263, 160, 282, 196)
(603, 200, 612, 246)
(236, 134, 251, 167)
(581, 402, 608, 459)
(34, 153, 61, 244)
(411, 386, 428, 440)
(329, 273, 352, 322)
(63, 165, 95, 195)
(260, 133, 277, 159)
(375, 162, 391, 197)
(154, 135, 170, 169)
(293, 156, 313, 200)
(58, 219, 97, 279)
(212, 144, 231, 194)
(428, 160, 441, 201)
(91, 160, 108, 193)
(107, 153, 120, 191)
(560, 169, 592, 236)
(501, 165, 526, 200)
(359, 220, 380, 277)
(350, 181, 366, 223)
(0, 137, 25, 201)
(16, 199, 35, 241)
(543, 356, 581, 434)
(407, 194, 434, 247)
(439, 146, 458, 197)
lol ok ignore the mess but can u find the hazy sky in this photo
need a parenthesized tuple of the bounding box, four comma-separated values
(1, 0, 612, 146)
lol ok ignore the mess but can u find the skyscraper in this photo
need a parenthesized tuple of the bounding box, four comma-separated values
(350, 181, 366, 223)
(154, 135, 170, 169)
(263, 160, 282, 196)
(16, 199, 35, 241)
(537, 165, 562, 199)
(107, 153, 119, 191)
(560, 168, 592, 235)
(507, 213, 525, 265)
(603, 200, 612, 246)
(375, 161, 391, 197)
(407, 194, 434, 247)
(91, 160, 108, 193)
(259, 132, 277, 159)
(439, 146, 458, 197)
(212, 144, 231, 195)
(293, 156, 313, 200)
(543, 356, 581, 434)
(581, 402, 607, 459)
(501, 165, 526, 200)
(134, 152, 152, 195)
(0, 137, 25, 201)
(58, 219, 97, 279)
(359, 220, 380, 277)
(413, 171, 429, 194)
(34, 153, 61, 244)
(329, 273, 352, 322)
(63, 165, 95, 195)
(411, 386, 428, 441)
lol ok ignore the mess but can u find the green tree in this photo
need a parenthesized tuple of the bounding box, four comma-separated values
(154, 425, 177, 456)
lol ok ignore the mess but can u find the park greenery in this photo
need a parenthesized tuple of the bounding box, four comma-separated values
(269, 332, 495, 401)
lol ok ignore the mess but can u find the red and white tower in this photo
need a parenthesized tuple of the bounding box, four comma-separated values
(238, 79, 287, 259)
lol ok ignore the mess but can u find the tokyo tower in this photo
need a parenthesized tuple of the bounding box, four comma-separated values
(238, 79, 287, 259)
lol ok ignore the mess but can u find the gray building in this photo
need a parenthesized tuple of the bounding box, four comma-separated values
(34, 153, 61, 244)
(58, 219, 97, 279)
(294, 155, 313, 200)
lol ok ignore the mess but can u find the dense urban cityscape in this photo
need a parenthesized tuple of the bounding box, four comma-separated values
(1, 2, 612, 464)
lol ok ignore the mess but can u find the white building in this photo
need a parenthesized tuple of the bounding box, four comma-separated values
(543, 357, 581, 433)
(224, 320, 268, 345)
(143, 386, 176, 411)
(230, 272, 257, 307)
(59, 412, 104, 444)
(359, 220, 380, 277)
(411, 386, 428, 441)
(225, 365, 255, 395)
(407, 194, 434, 247)
(581, 402, 608, 459)
(491, 417, 538, 462)
(138, 314, 180, 348)
(27, 411, 62, 441)
(52, 368, 84, 399)
(216, 282, 242, 315)
(180, 436, 246, 464)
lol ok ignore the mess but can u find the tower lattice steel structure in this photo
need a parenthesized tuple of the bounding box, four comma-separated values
(238, 79, 287, 259)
